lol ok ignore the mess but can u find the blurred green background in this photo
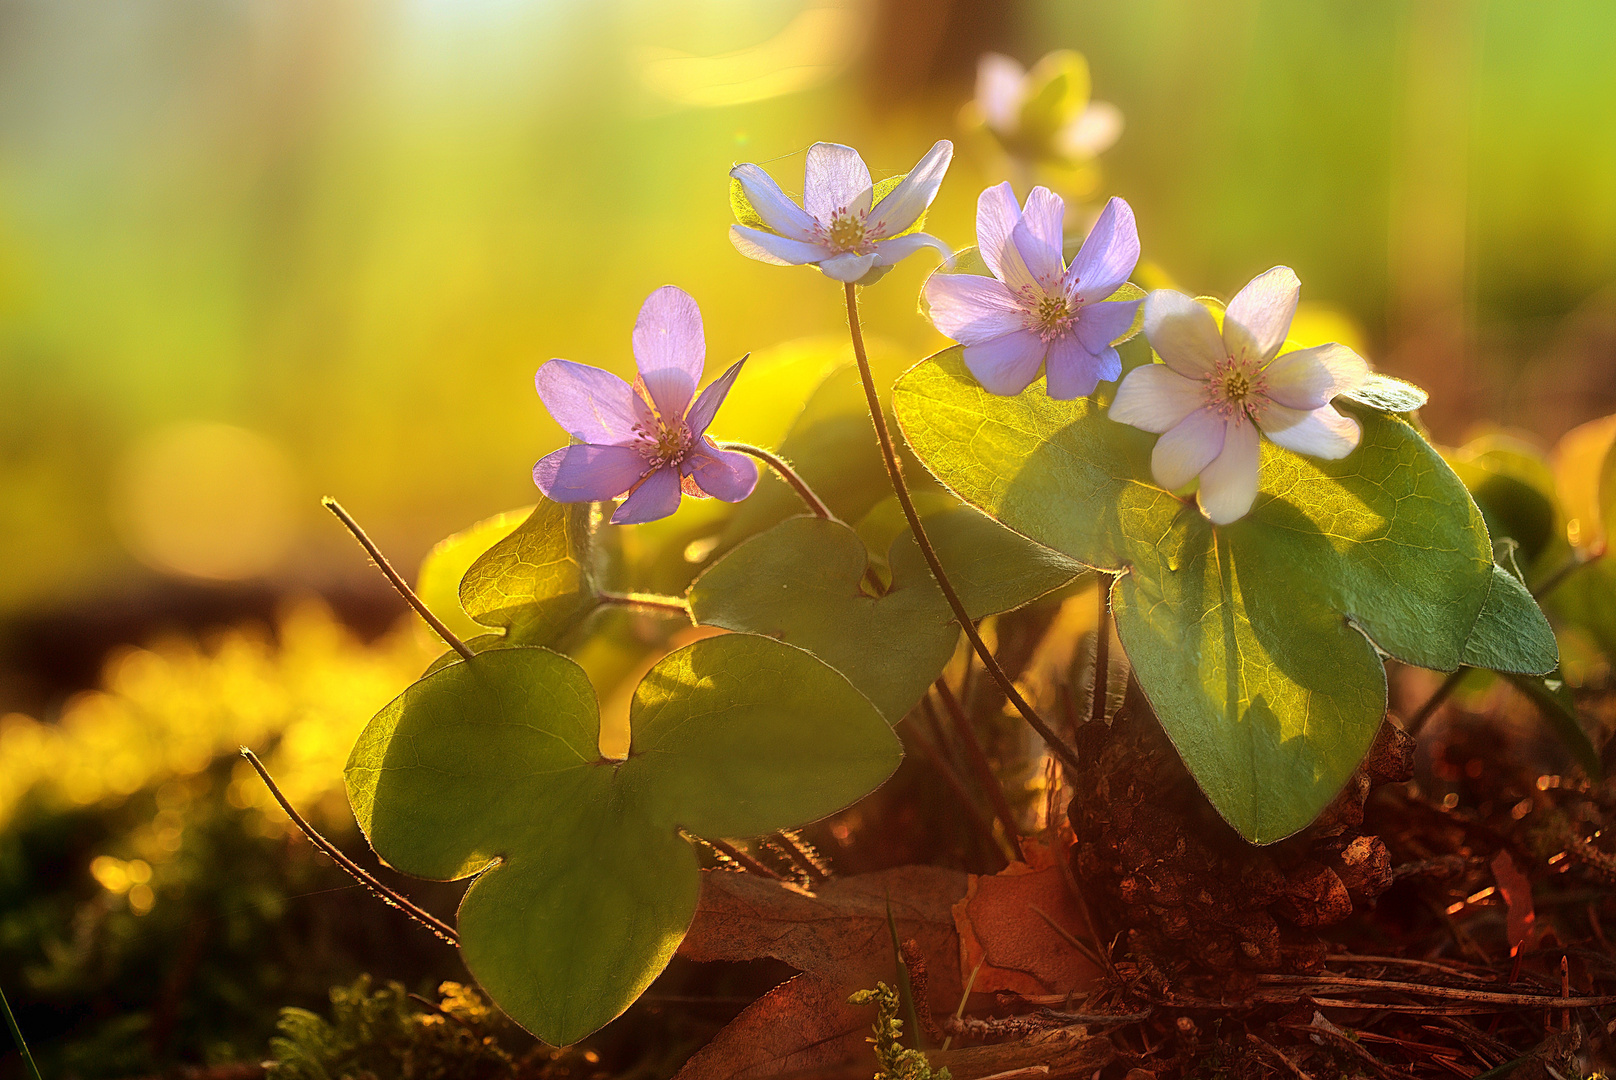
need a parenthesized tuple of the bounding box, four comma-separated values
(4, 0, 1616, 649)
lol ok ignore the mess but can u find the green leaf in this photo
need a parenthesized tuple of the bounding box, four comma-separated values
(1459, 564, 1561, 673)
(690, 510, 1077, 723)
(721, 350, 933, 548)
(459, 498, 598, 645)
(892, 349, 1556, 843)
(416, 505, 532, 647)
(1339, 372, 1428, 413)
(346, 636, 900, 1045)
(1504, 667, 1602, 780)
(1016, 50, 1091, 153)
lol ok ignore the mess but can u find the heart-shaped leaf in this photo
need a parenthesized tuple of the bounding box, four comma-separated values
(346, 634, 900, 1045)
(893, 349, 1556, 843)
(689, 508, 1079, 723)
(416, 505, 532, 646)
(458, 498, 599, 645)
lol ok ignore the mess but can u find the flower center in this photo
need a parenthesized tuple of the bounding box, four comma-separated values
(633, 417, 693, 469)
(819, 211, 873, 255)
(1205, 356, 1267, 424)
(1016, 285, 1075, 343)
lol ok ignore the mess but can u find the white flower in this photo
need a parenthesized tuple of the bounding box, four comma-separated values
(973, 51, 1122, 165)
(729, 141, 954, 284)
(1109, 267, 1371, 525)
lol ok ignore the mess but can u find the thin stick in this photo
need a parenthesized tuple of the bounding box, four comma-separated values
(940, 960, 983, 1052)
(1090, 580, 1111, 724)
(1257, 972, 1616, 1007)
(716, 441, 838, 521)
(842, 283, 1080, 774)
(597, 591, 692, 616)
(0, 978, 42, 1080)
(705, 837, 786, 881)
(930, 681, 1021, 843)
(908, 720, 1011, 871)
(1246, 1033, 1315, 1080)
(322, 497, 475, 662)
(240, 748, 459, 944)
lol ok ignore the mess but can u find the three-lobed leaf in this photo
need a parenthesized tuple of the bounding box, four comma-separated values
(346, 635, 901, 1046)
(893, 348, 1556, 843)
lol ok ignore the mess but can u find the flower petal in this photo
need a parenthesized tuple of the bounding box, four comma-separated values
(1224, 266, 1299, 363)
(975, 181, 1023, 283)
(1143, 289, 1226, 377)
(804, 142, 872, 221)
(975, 53, 1025, 132)
(1260, 402, 1361, 460)
(1045, 331, 1119, 400)
(684, 445, 759, 503)
(1151, 407, 1226, 490)
(684, 357, 745, 437)
(924, 273, 1025, 345)
(1109, 362, 1207, 434)
(729, 163, 815, 241)
(1064, 197, 1139, 303)
(533, 443, 648, 503)
(611, 466, 683, 525)
(1196, 419, 1261, 525)
(730, 223, 828, 267)
(1054, 101, 1123, 160)
(819, 252, 879, 282)
(534, 360, 648, 446)
(1074, 297, 1142, 355)
(868, 140, 953, 238)
(1011, 186, 1065, 287)
(632, 285, 706, 420)
(872, 232, 953, 269)
(962, 329, 1047, 396)
(1262, 343, 1371, 410)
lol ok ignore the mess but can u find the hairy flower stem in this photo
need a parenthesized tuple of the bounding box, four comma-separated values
(322, 497, 476, 663)
(240, 748, 459, 945)
(1091, 581, 1112, 724)
(842, 282, 1081, 775)
(597, 591, 692, 616)
(716, 441, 839, 521)
(1, 977, 41, 1080)
(1407, 547, 1602, 734)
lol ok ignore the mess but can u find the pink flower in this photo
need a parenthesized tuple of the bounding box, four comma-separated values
(924, 184, 1141, 399)
(729, 141, 954, 283)
(973, 52, 1123, 165)
(1109, 267, 1371, 525)
(532, 286, 757, 525)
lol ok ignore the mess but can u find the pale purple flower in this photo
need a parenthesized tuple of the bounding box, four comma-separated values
(924, 184, 1141, 399)
(729, 140, 955, 284)
(974, 52, 1123, 164)
(532, 286, 758, 525)
(1109, 267, 1371, 525)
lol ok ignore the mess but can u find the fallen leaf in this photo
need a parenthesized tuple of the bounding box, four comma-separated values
(1491, 849, 1537, 956)
(953, 862, 1104, 997)
(674, 865, 967, 1080)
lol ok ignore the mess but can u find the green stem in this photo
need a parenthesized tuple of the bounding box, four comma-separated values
(597, 591, 692, 616)
(1091, 579, 1112, 724)
(716, 441, 839, 522)
(1, 977, 42, 1080)
(841, 282, 1081, 775)
(241, 748, 459, 945)
(323, 497, 476, 662)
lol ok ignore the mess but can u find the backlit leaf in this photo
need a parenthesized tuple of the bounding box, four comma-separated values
(893, 348, 1555, 843)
